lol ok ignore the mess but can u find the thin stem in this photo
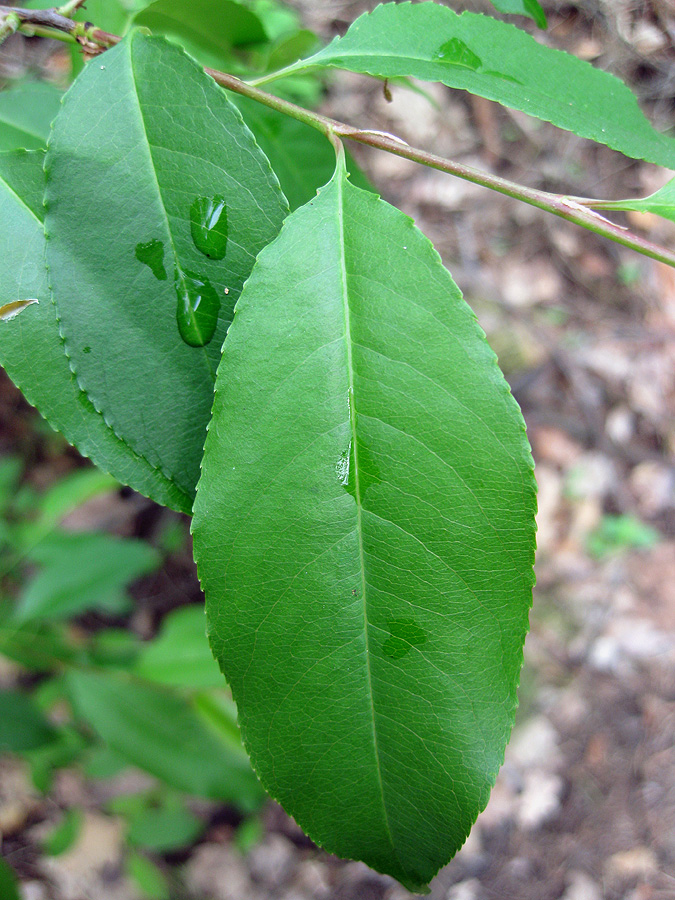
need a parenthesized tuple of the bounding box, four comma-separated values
(3, 6, 675, 268)
(56, 0, 87, 18)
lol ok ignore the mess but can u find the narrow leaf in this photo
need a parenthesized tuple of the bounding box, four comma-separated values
(0, 689, 58, 752)
(488, 0, 547, 29)
(67, 669, 263, 807)
(600, 176, 675, 224)
(46, 33, 287, 500)
(0, 82, 62, 151)
(193, 159, 536, 891)
(0, 151, 192, 512)
(288, 2, 675, 169)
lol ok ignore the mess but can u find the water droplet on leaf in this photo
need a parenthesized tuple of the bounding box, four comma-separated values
(382, 619, 427, 660)
(433, 38, 482, 70)
(190, 195, 228, 260)
(135, 239, 167, 281)
(175, 267, 220, 347)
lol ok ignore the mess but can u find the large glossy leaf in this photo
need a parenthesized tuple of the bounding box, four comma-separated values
(46, 33, 288, 501)
(66, 668, 263, 808)
(193, 157, 536, 891)
(285, 2, 675, 169)
(0, 151, 192, 512)
(0, 82, 62, 151)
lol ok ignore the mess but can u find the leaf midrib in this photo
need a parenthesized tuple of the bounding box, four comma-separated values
(128, 35, 216, 383)
(335, 165, 399, 868)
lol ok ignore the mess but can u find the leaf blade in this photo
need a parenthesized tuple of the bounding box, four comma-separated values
(289, 2, 675, 169)
(193, 162, 536, 890)
(0, 151, 192, 512)
(46, 33, 288, 499)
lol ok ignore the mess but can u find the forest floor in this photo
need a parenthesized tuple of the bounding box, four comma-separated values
(1, 1, 674, 899)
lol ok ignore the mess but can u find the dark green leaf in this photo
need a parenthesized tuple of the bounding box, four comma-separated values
(193, 159, 536, 891)
(235, 97, 371, 210)
(0, 82, 62, 151)
(286, 2, 675, 169)
(46, 33, 287, 501)
(135, 605, 222, 689)
(488, 0, 547, 29)
(0, 689, 58, 752)
(0, 858, 21, 900)
(0, 151, 193, 512)
(13, 531, 160, 624)
(66, 669, 263, 807)
(133, 0, 267, 70)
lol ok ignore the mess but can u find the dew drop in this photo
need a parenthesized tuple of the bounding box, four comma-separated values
(135, 239, 167, 281)
(432, 38, 482, 71)
(190, 195, 228, 260)
(175, 267, 220, 347)
(336, 442, 352, 487)
(382, 619, 428, 660)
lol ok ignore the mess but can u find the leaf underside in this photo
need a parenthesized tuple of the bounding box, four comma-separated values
(45, 33, 288, 501)
(0, 151, 191, 511)
(293, 2, 675, 169)
(193, 161, 536, 891)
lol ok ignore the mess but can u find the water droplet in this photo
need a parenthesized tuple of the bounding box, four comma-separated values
(175, 267, 220, 347)
(382, 619, 427, 660)
(432, 38, 482, 71)
(0, 298, 38, 322)
(190, 195, 228, 260)
(135, 239, 167, 281)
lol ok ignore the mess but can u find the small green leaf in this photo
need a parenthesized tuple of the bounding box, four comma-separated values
(287, 2, 675, 169)
(123, 794, 204, 852)
(126, 851, 169, 900)
(601, 176, 675, 224)
(66, 669, 263, 807)
(193, 159, 536, 891)
(46, 33, 288, 502)
(43, 807, 84, 856)
(13, 532, 160, 624)
(0, 82, 62, 151)
(0, 151, 193, 513)
(0, 690, 58, 753)
(135, 605, 222, 689)
(487, 0, 547, 29)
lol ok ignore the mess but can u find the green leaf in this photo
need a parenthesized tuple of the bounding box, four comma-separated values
(235, 97, 371, 210)
(121, 794, 204, 852)
(600, 176, 675, 224)
(287, 2, 675, 169)
(0, 82, 63, 151)
(46, 33, 288, 502)
(126, 851, 169, 900)
(133, 0, 267, 70)
(487, 0, 547, 29)
(43, 807, 84, 856)
(66, 669, 263, 807)
(0, 622, 77, 672)
(0, 151, 193, 513)
(13, 531, 160, 624)
(193, 158, 536, 891)
(0, 858, 21, 900)
(0, 689, 58, 752)
(135, 605, 222, 689)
